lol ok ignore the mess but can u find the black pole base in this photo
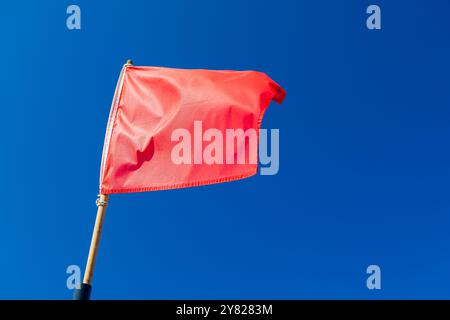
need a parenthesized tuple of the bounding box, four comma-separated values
(73, 283, 92, 300)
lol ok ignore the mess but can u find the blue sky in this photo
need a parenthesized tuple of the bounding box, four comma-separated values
(0, 0, 449, 299)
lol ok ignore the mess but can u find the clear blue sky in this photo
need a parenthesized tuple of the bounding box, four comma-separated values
(1, 0, 450, 299)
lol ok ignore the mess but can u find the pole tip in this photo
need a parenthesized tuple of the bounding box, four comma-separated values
(126, 59, 133, 66)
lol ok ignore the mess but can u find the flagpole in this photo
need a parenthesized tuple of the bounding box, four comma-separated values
(74, 59, 133, 300)
(74, 194, 109, 300)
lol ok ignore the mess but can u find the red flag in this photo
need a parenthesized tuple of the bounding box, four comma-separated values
(99, 65, 285, 194)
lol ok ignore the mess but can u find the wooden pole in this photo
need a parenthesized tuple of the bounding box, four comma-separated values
(83, 194, 109, 285)
(74, 59, 133, 300)
(74, 194, 109, 300)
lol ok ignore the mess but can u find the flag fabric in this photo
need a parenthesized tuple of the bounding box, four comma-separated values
(99, 65, 285, 194)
